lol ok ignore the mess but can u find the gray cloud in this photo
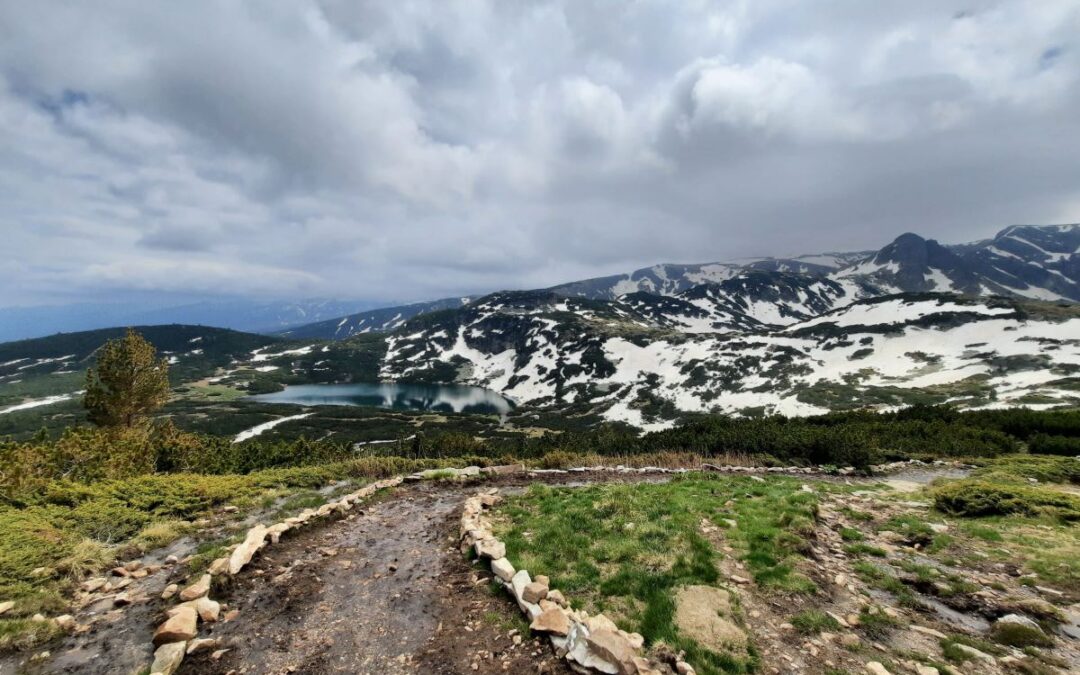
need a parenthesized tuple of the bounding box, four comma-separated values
(0, 0, 1078, 307)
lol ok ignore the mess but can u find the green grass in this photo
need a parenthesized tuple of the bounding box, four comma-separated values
(789, 610, 839, 635)
(492, 475, 830, 674)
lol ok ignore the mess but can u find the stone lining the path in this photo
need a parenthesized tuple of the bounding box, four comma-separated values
(528, 457, 969, 478)
(148, 475, 403, 674)
(461, 489, 694, 675)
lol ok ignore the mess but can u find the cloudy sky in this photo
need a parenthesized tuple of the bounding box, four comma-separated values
(1, 1, 1079, 308)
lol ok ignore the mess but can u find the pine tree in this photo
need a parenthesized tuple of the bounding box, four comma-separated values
(84, 328, 170, 428)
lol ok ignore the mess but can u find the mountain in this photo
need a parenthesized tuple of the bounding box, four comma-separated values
(376, 290, 1080, 430)
(0, 298, 379, 343)
(278, 296, 474, 339)
(0, 325, 281, 409)
(832, 225, 1080, 300)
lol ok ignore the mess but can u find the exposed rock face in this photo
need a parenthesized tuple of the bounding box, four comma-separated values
(228, 524, 268, 575)
(153, 606, 198, 645)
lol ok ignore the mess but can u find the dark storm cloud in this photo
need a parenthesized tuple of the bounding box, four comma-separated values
(0, 0, 1078, 306)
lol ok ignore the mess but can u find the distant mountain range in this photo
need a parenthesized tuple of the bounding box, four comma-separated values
(2, 225, 1078, 430)
(285, 224, 1079, 340)
(0, 298, 380, 343)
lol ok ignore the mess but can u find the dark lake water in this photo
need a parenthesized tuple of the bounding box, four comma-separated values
(252, 382, 514, 415)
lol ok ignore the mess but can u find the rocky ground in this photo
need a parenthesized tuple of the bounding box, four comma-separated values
(2, 466, 1078, 675)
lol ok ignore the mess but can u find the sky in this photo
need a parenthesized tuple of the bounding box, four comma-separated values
(1, 0, 1079, 308)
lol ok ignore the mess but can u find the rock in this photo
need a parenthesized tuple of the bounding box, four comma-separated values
(547, 589, 568, 607)
(113, 593, 131, 607)
(51, 614, 75, 630)
(535, 574, 550, 586)
(909, 625, 947, 640)
(914, 666, 939, 675)
(80, 578, 107, 593)
(150, 641, 187, 675)
(490, 557, 515, 582)
(0, 600, 14, 615)
(673, 585, 747, 652)
(267, 523, 291, 544)
(124, 560, 142, 572)
(110, 567, 129, 577)
(991, 613, 1049, 647)
(675, 662, 696, 675)
(207, 557, 230, 575)
(222, 505, 239, 513)
(522, 582, 548, 604)
(865, 662, 891, 675)
(195, 597, 221, 622)
(228, 525, 267, 575)
(164, 555, 179, 565)
(839, 633, 860, 648)
(186, 638, 222, 655)
(179, 574, 211, 602)
(481, 464, 525, 475)
(530, 607, 570, 636)
(153, 606, 198, 645)
(161, 584, 179, 600)
(728, 574, 749, 584)
(952, 643, 994, 662)
(474, 538, 505, 561)
(585, 629, 639, 675)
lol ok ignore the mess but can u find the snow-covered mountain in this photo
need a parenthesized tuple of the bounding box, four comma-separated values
(377, 291, 1080, 430)
(278, 296, 474, 339)
(832, 225, 1080, 300)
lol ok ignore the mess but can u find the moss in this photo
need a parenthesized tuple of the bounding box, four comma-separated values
(932, 480, 1080, 520)
(991, 621, 1053, 648)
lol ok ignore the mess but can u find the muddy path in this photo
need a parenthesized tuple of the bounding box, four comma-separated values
(182, 478, 579, 675)
(2, 465, 970, 675)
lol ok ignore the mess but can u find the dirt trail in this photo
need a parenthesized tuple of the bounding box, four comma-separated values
(3, 466, 973, 675)
(184, 479, 573, 675)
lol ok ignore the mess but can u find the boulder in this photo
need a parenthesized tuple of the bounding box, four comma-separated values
(228, 525, 267, 575)
(161, 584, 178, 600)
(179, 574, 211, 602)
(150, 641, 187, 675)
(491, 557, 515, 582)
(0, 600, 14, 615)
(865, 663, 891, 675)
(153, 606, 198, 645)
(992, 613, 1049, 647)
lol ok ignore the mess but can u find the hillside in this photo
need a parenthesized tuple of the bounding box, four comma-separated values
(378, 291, 1080, 430)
